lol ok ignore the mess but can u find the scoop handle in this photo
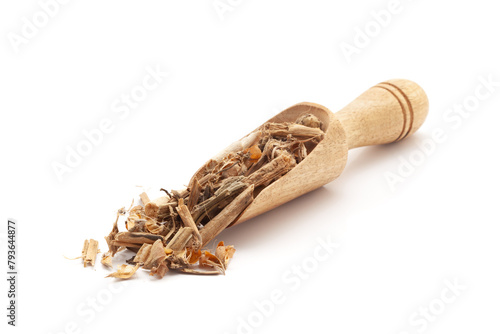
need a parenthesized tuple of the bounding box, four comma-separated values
(335, 79, 429, 149)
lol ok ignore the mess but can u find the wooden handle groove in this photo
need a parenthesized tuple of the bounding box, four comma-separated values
(336, 79, 429, 149)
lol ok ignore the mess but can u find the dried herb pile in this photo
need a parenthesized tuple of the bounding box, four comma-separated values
(92, 113, 324, 279)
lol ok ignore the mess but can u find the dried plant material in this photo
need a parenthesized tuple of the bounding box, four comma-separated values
(200, 184, 254, 247)
(264, 123, 324, 139)
(139, 192, 150, 205)
(191, 176, 248, 225)
(93, 113, 325, 279)
(166, 249, 190, 269)
(144, 196, 174, 220)
(145, 217, 166, 235)
(215, 241, 236, 270)
(130, 205, 143, 213)
(132, 243, 152, 264)
(114, 232, 164, 246)
(163, 220, 177, 242)
(82, 239, 99, 267)
(125, 207, 144, 231)
(105, 214, 120, 256)
(151, 262, 169, 278)
(199, 251, 225, 274)
(246, 152, 296, 188)
(176, 198, 202, 248)
(127, 219, 146, 233)
(244, 145, 262, 163)
(166, 227, 193, 251)
(143, 239, 167, 270)
(106, 264, 140, 279)
(179, 268, 220, 275)
(212, 131, 261, 162)
(101, 252, 113, 268)
(187, 177, 201, 211)
(186, 249, 202, 264)
(295, 113, 322, 129)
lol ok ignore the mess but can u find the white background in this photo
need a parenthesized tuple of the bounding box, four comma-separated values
(1, 1, 499, 333)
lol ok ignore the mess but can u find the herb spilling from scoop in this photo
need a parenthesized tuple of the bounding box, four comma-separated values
(82, 113, 324, 279)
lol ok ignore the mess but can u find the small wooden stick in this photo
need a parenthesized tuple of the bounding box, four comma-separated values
(265, 123, 324, 139)
(191, 177, 248, 224)
(114, 232, 164, 245)
(110, 241, 145, 248)
(179, 268, 221, 275)
(139, 192, 150, 205)
(246, 152, 296, 187)
(200, 184, 254, 247)
(82, 239, 99, 267)
(187, 177, 201, 211)
(176, 198, 202, 248)
(166, 227, 194, 251)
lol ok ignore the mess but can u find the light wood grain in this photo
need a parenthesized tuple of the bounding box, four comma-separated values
(336, 79, 429, 149)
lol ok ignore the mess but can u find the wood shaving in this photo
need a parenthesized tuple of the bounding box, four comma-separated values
(101, 252, 113, 268)
(106, 264, 140, 279)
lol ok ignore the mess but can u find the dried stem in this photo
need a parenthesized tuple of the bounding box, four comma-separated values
(176, 198, 202, 248)
(200, 184, 254, 247)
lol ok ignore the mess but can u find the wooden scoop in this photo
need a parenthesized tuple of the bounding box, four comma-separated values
(225, 79, 429, 226)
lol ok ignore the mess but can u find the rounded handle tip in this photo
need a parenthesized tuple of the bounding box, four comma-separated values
(375, 79, 429, 141)
(336, 79, 429, 149)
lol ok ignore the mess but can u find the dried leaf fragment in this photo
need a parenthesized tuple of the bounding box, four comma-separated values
(215, 241, 236, 269)
(199, 251, 225, 274)
(151, 262, 169, 278)
(106, 264, 140, 279)
(145, 217, 166, 235)
(186, 249, 202, 264)
(143, 239, 167, 270)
